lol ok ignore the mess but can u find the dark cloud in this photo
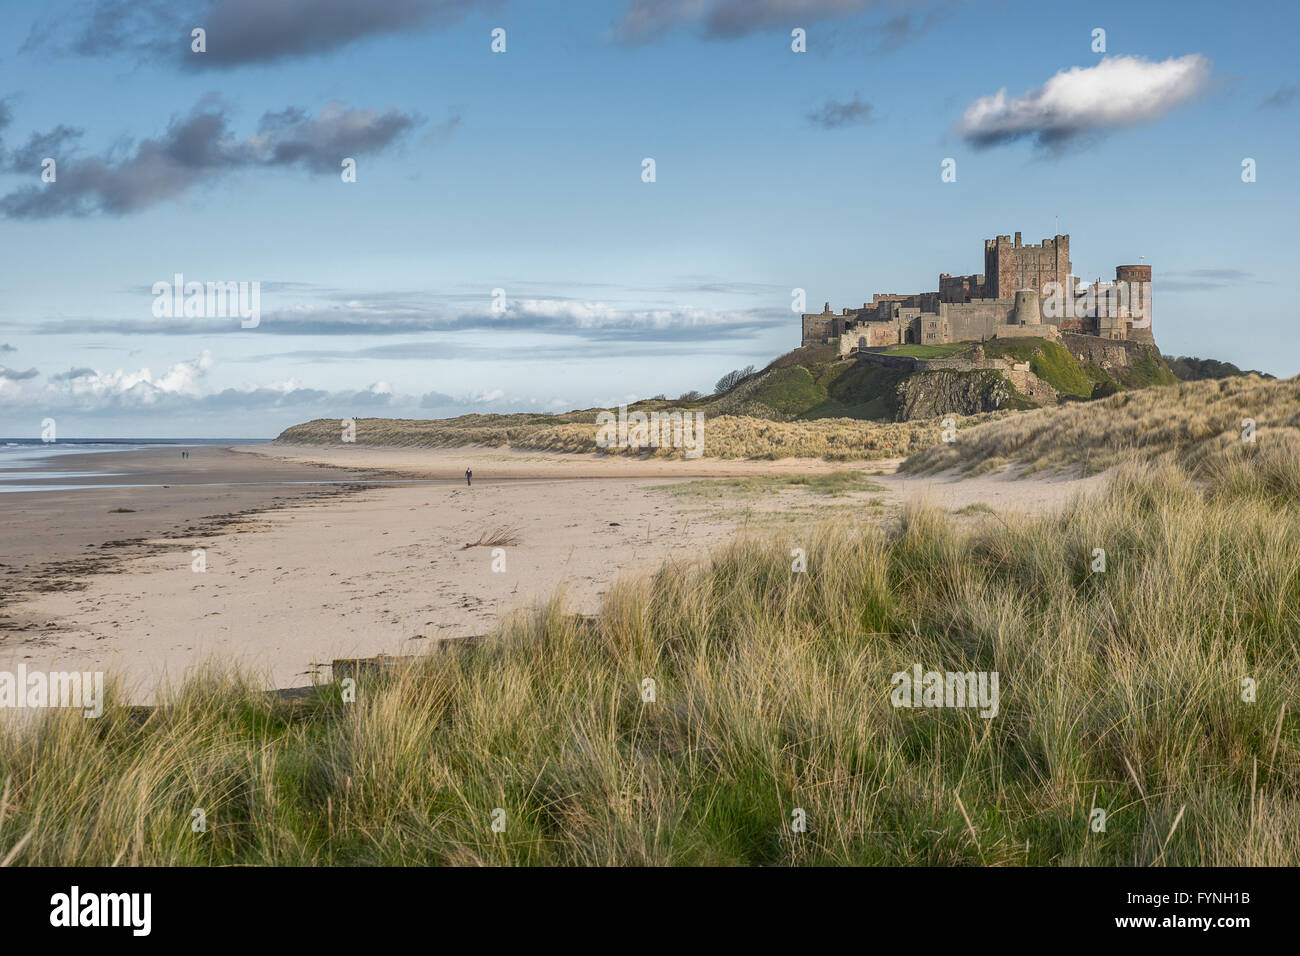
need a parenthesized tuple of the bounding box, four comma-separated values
(254, 103, 436, 173)
(0, 344, 15, 353)
(0, 366, 39, 380)
(869, 6, 950, 52)
(419, 390, 458, 407)
(50, 367, 98, 380)
(35, 295, 787, 343)
(26, 0, 503, 68)
(245, 338, 745, 365)
(1177, 269, 1253, 281)
(0, 100, 427, 218)
(199, 0, 499, 68)
(613, 0, 891, 44)
(2, 125, 85, 172)
(1259, 84, 1299, 110)
(656, 278, 786, 295)
(1160, 268, 1257, 292)
(807, 94, 873, 129)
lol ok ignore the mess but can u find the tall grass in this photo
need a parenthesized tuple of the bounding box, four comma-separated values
(277, 412, 1000, 461)
(903, 374, 1299, 476)
(1, 456, 1296, 865)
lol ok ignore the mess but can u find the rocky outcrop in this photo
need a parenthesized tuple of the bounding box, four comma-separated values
(893, 369, 1017, 421)
(1003, 365, 1058, 405)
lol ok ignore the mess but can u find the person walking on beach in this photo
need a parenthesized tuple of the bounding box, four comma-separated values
(465, 468, 472, 487)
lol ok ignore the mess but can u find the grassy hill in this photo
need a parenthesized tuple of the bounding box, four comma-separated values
(1165, 354, 1275, 381)
(705, 336, 1175, 419)
(275, 337, 1219, 458)
(902, 373, 1300, 481)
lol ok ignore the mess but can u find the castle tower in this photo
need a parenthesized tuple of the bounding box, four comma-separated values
(984, 233, 1071, 300)
(1013, 289, 1041, 325)
(1115, 264, 1153, 343)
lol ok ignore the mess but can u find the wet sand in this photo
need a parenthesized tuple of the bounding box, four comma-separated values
(0, 446, 382, 615)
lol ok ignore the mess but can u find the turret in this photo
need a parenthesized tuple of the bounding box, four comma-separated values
(1013, 289, 1041, 326)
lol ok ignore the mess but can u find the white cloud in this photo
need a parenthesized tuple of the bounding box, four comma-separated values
(956, 54, 1212, 150)
(0, 350, 216, 408)
(0, 351, 570, 421)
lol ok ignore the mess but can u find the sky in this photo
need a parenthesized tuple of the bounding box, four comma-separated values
(0, 0, 1296, 438)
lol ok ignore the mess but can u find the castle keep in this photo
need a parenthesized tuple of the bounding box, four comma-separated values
(801, 232, 1154, 355)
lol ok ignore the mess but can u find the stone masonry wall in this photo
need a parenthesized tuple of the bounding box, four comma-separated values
(1059, 332, 1147, 371)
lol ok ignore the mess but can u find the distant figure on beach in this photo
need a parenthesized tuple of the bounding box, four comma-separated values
(466, 468, 472, 487)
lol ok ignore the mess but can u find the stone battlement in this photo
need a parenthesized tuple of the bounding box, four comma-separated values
(802, 231, 1153, 350)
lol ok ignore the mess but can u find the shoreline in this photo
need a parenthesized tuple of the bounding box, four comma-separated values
(0, 442, 1110, 705)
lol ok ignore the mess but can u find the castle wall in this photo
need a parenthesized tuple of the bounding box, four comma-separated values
(855, 352, 984, 372)
(994, 323, 1060, 340)
(838, 318, 908, 355)
(801, 312, 839, 345)
(939, 273, 985, 303)
(937, 299, 1015, 341)
(806, 232, 1150, 350)
(1059, 332, 1147, 371)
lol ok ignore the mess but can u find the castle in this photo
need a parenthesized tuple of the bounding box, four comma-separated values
(801, 232, 1154, 356)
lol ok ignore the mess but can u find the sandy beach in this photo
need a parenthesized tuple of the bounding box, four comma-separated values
(0, 442, 1109, 704)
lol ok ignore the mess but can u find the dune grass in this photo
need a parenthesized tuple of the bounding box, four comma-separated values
(277, 412, 999, 461)
(902, 374, 1300, 478)
(461, 526, 522, 549)
(655, 472, 884, 498)
(1, 445, 1296, 866)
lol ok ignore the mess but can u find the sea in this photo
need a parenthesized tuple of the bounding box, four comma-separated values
(0, 438, 268, 493)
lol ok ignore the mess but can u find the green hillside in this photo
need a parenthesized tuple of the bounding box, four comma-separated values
(1165, 354, 1274, 381)
(981, 338, 1099, 398)
(689, 335, 1177, 421)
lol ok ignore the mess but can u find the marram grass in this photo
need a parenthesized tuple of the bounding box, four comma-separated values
(277, 411, 1002, 461)
(903, 373, 1300, 477)
(1, 457, 1297, 865)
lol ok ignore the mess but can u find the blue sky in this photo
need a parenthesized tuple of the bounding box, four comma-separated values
(0, 0, 1296, 437)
